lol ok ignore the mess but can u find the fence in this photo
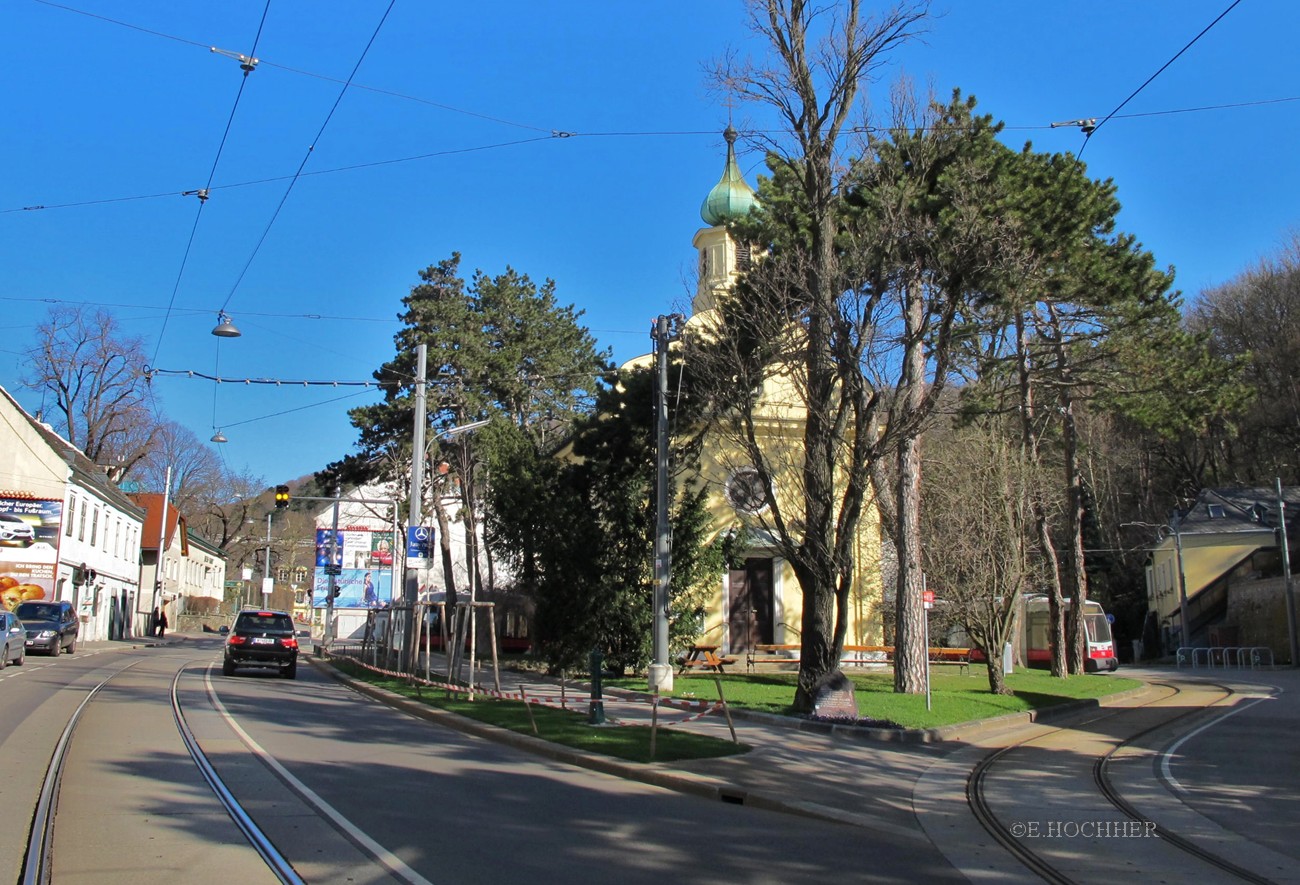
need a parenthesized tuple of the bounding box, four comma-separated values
(1175, 646, 1275, 670)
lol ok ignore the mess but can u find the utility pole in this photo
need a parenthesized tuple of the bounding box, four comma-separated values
(324, 485, 341, 644)
(402, 343, 428, 671)
(649, 314, 683, 693)
(1277, 478, 1299, 667)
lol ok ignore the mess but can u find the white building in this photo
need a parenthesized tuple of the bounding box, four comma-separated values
(0, 385, 146, 641)
(133, 493, 227, 633)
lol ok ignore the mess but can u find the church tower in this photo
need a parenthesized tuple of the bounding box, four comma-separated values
(691, 126, 758, 315)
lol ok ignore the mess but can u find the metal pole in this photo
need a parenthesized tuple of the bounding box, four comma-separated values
(408, 343, 427, 602)
(649, 315, 674, 693)
(1174, 515, 1189, 648)
(404, 344, 428, 672)
(263, 512, 272, 599)
(153, 466, 171, 634)
(325, 486, 340, 644)
(1277, 478, 1299, 667)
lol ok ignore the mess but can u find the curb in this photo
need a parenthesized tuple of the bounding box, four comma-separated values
(305, 654, 1154, 836)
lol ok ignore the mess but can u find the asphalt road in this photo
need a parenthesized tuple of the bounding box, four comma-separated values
(5, 638, 963, 884)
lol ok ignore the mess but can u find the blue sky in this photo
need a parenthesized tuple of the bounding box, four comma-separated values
(3, 1, 1296, 487)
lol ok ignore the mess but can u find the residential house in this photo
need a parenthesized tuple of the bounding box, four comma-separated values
(0, 384, 146, 641)
(133, 493, 227, 633)
(1146, 486, 1300, 660)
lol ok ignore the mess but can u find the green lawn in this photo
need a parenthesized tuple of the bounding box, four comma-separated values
(327, 659, 749, 763)
(332, 657, 1140, 761)
(608, 665, 1142, 730)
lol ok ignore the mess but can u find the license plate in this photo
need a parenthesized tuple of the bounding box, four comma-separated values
(251, 637, 274, 645)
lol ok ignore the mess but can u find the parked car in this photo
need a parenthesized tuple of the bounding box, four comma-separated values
(0, 513, 35, 544)
(223, 609, 299, 679)
(15, 600, 78, 656)
(0, 611, 26, 668)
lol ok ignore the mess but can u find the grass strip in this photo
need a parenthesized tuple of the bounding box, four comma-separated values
(609, 665, 1142, 730)
(329, 659, 749, 764)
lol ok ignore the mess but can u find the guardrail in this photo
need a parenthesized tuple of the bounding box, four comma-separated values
(1176, 646, 1275, 669)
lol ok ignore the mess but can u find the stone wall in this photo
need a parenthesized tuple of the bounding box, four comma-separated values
(1226, 577, 1297, 664)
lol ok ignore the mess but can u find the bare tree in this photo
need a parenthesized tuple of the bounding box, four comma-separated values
(21, 306, 159, 472)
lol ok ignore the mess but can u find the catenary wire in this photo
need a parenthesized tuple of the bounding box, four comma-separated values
(215, 0, 397, 315)
(1078, 0, 1244, 157)
(150, 0, 273, 368)
(8, 92, 1298, 217)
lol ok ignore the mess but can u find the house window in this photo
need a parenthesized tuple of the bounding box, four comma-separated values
(736, 242, 752, 271)
(90, 508, 98, 546)
(65, 496, 76, 537)
(79, 503, 86, 541)
(1207, 504, 1225, 519)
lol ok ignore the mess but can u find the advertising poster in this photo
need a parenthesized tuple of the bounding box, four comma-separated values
(370, 531, 394, 566)
(314, 529, 343, 567)
(312, 526, 394, 608)
(311, 565, 393, 609)
(0, 498, 62, 609)
(343, 529, 370, 570)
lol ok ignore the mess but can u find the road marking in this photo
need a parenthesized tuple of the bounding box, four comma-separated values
(1159, 693, 1276, 794)
(203, 668, 436, 885)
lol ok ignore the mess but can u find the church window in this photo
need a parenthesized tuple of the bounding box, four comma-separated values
(727, 467, 769, 514)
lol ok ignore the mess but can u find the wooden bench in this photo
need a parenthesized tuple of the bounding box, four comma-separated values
(678, 645, 736, 674)
(839, 645, 972, 674)
(747, 643, 801, 671)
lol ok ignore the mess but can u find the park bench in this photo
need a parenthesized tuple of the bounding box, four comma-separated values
(746, 643, 801, 671)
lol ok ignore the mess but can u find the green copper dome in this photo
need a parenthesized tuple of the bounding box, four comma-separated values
(700, 126, 757, 226)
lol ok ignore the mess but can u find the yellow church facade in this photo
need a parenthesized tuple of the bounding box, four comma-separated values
(628, 128, 886, 658)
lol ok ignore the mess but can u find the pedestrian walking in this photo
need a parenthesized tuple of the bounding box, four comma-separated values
(151, 606, 160, 637)
(158, 608, 168, 637)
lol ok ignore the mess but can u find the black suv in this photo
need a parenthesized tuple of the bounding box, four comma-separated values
(223, 609, 299, 679)
(15, 600, 78, 656)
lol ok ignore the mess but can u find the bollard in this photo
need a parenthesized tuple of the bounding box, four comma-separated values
(588, 648, 606, 725)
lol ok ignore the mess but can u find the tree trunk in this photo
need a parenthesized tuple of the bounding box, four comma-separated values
(893, 277, 929, 694)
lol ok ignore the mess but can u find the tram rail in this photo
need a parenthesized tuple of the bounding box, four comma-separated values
(966, 680, 1280, 885)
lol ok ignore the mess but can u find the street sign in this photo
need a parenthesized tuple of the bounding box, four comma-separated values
(323, 564, 341, 576)
(923, 589, 935, 610)
(261, 577, 274, 595)
(407, 526, 434, 560)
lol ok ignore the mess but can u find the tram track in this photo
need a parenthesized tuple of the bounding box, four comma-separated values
(966, 679, 1281, 885)
(19, 655, 304, 885)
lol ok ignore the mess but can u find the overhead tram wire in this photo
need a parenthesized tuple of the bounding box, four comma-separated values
(9, 89, 1299, 218)
(150, 0, 274, 369)
(216, 0, 397, 317)
(1076, 0, 1244, 158)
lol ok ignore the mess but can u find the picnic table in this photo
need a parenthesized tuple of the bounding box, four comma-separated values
(678, 644, 736, 674)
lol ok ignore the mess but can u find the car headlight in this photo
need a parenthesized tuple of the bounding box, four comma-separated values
(38, 630, 56, 639)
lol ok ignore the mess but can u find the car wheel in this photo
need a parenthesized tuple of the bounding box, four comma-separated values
(283, 662, 297, 680)
(14, 648, 23, 666)
(66, 638, 75, 654)
(222, 659, 235, 677)
(49, 641, 59, 657)
(0, 647, 7, 670)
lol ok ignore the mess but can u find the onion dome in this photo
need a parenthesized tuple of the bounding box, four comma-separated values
(700, 126, 757, 225)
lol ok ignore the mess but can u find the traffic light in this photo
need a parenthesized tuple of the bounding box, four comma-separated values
(332, 586, 342, 599)
(274, 485, 290, 509)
